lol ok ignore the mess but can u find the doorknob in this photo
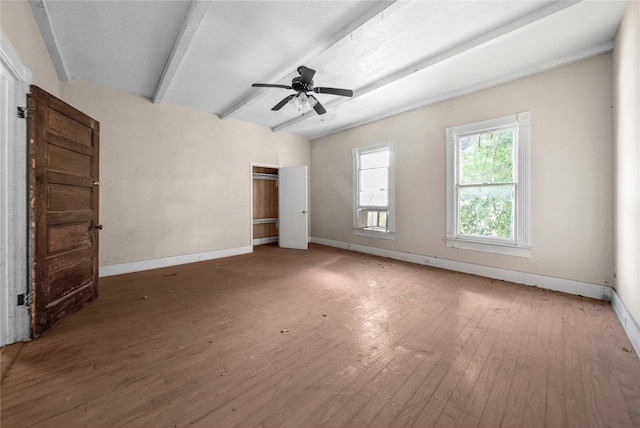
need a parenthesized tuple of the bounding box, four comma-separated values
(302, 210, 308, 214)
(92, 224, 103, 230)
(92, 180, 100, 186)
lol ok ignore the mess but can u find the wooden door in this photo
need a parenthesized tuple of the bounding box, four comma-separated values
(278, 166, 308, 250)
(29, 86, 100, 337)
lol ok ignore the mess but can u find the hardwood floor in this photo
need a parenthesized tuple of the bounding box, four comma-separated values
(2, 244, 639, 427)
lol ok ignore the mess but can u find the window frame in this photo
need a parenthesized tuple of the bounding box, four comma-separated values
(353, 141, 395, 239)
(446, 112, 531, 257)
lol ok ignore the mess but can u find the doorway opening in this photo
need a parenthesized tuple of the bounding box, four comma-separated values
(251, 165, 279, 246)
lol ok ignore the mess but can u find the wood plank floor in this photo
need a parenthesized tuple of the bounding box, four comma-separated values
(2, 244, 639, 427)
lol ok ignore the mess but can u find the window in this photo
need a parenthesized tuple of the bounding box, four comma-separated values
(446, 112, 531, 257)
(353, 141, 395, 238)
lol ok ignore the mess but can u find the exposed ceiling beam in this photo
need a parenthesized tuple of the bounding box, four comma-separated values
(28, 0, 70, 82)
(152, 0, 211, 104)
(219, 0, 404, 120)
(307, 40, 614, 140)
(273, 0, 580, 133)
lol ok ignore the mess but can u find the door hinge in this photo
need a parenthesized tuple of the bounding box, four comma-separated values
(17, 292, 32, 306)
(17, 106, 28, 119)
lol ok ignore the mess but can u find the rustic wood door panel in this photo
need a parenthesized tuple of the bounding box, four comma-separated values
(47, 184, 92, 211)
(48, 257, 94, 302)
(47, 222, 93, 253)
(47, 144, 93, 176)
(47, 108, 93, 143)
(29, 86, 100, 337)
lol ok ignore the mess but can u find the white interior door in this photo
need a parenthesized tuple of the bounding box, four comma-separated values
(279, 166, 308, 250)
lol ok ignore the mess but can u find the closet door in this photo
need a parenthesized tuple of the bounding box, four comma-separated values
(279, 166, 308, 250)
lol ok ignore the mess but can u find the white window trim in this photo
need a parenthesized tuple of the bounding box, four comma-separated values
(353, 141, 395, 239)
(445, 112, 531, 257)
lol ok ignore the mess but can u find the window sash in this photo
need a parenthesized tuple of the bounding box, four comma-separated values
(457, 126, 516, 185)
(358, 165, 389, 208)
(456, 183, 516, 242)
(357, 208, 389, 231)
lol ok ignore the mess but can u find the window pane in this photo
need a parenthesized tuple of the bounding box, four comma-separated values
(459, 129, 513, 185)
(360, 150, 389, 169)
(360, 168, 388, 192)
(367, 211, 378, 227)
(357, 209, 389, 230)
(458, 184, 514, 239)
(359, 190, 388, 207)
(359, 166, 389, 207)
(379, 211, 387, 228)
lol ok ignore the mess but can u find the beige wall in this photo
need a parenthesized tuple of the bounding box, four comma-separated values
(60, 80, 309, 265)
(613, 1, 640, 325)
(2, 0, 310, 267)
(311, 54, 614, 286)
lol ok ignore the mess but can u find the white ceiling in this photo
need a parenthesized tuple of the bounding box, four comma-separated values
(30, 0, 626, 140)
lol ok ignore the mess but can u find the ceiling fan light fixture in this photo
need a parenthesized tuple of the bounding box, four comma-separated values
(288, 95, 301, 110)
(288, 92, 316, 112)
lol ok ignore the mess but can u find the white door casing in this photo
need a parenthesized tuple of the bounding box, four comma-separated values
(1, 32, 32, 346)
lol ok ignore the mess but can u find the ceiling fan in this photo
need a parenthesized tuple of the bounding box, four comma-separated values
(252, 66, 353, 115)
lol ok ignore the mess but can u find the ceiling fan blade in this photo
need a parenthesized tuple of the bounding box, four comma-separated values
(272, 94, 295, 111)
(310, 95, 326, 115)
(252, 83, 292, 90)
(297, 66, 316, 84)
(313, 87, 353, 97)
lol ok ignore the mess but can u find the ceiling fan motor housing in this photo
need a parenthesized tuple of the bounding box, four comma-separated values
(291, 76, 313, 93)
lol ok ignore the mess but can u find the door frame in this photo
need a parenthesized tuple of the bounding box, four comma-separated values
(250, 162, 280, 248)
(0, 32, 32, 346)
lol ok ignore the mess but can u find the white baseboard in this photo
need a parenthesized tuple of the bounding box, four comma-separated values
(611, 289, 640, 357)
(310, 237, 612, 301)
(99, 245, 253, 277)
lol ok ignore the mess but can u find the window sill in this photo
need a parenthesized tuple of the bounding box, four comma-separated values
(445, 238, 531, 258)
(353, 229, 396, 240)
